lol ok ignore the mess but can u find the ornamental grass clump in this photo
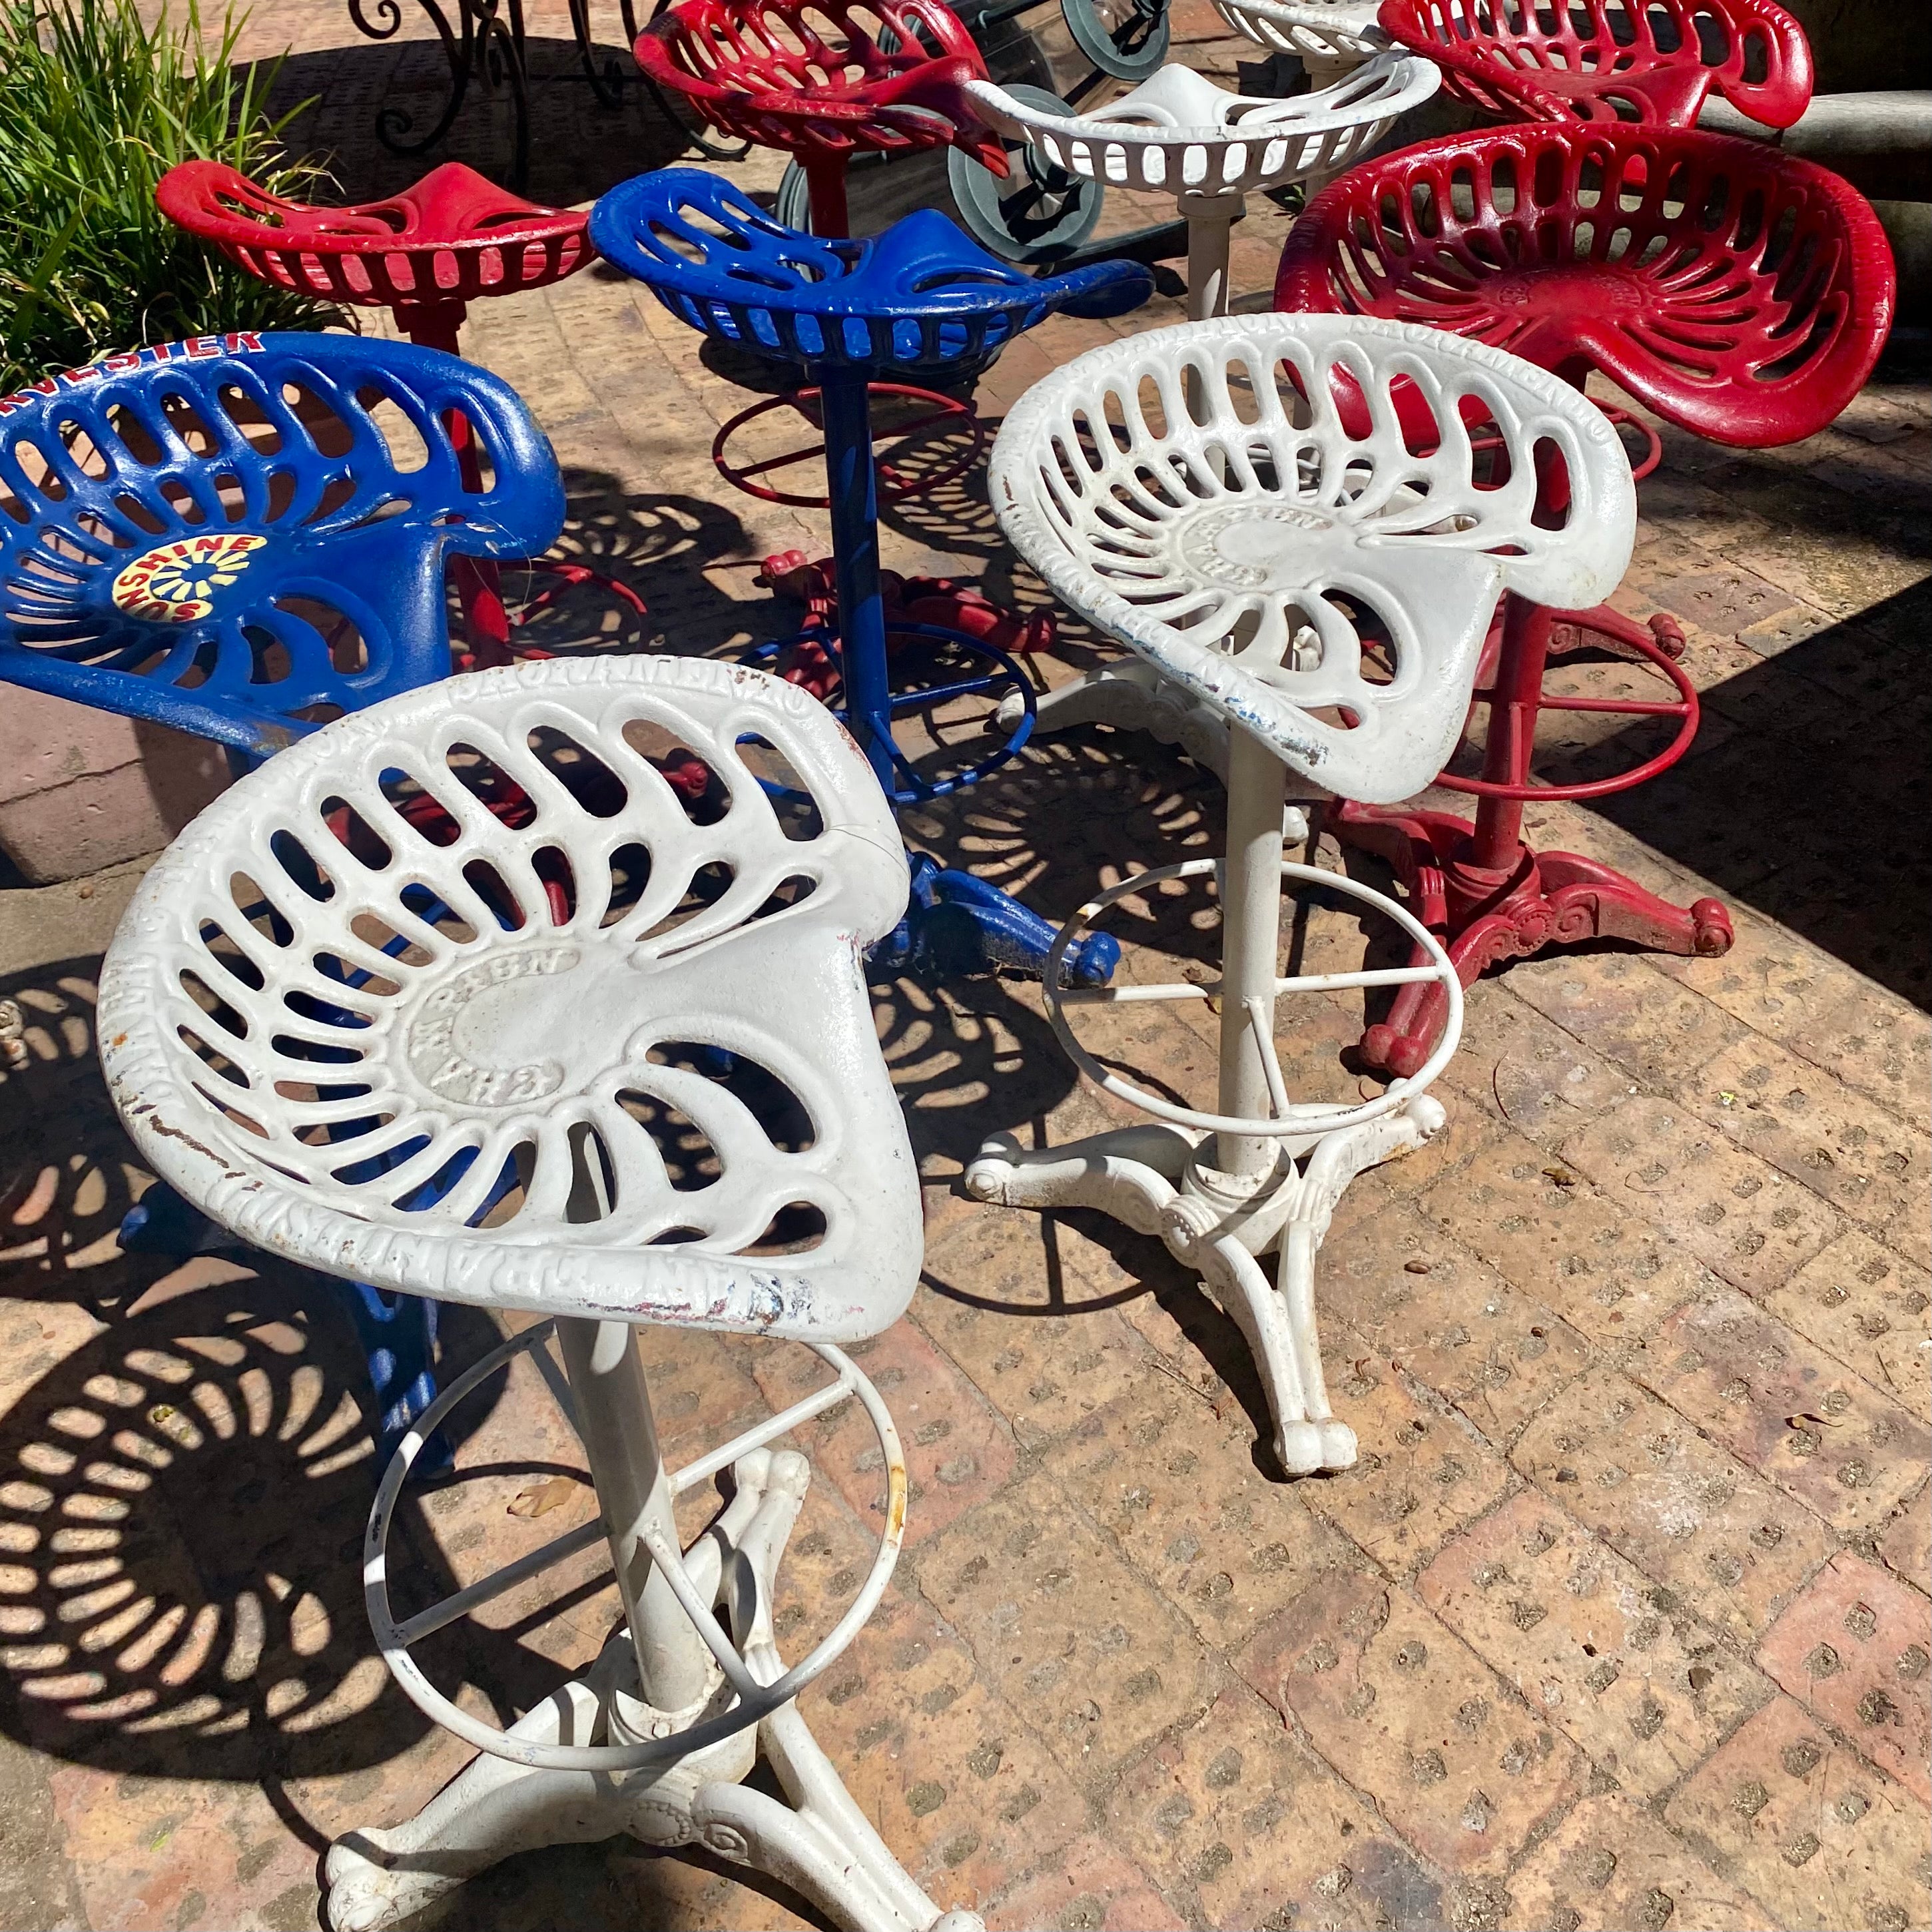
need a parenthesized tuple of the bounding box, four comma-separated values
(0, 0, 342, 390)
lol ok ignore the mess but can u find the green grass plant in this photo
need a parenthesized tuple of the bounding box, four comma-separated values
(0, 0, 342, 390)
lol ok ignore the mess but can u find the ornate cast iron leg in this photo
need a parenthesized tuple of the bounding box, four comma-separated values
(324, 1321, 972, 1932)
(1341, 594, 1733, 1080)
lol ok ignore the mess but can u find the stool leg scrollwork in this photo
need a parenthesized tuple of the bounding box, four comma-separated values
(323, 1320, 976, 1932)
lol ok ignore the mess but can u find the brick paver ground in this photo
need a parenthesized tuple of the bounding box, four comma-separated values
(0, 3, 1927, 1928)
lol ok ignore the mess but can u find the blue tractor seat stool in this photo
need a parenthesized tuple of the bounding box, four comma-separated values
(0, 330, 567, 1468)
(588, 170, 1152, 985)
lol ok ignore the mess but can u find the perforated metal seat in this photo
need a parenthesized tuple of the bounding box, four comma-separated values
(968, 58, 1433, 203)
(1375, 0, 1812, 127)
(0, 332, 563, 758)
(635, 0, 1004, 237)
(1213, 0, 1387, 85)
(157, 162, 593, 351)
(100, 655, 920, 1337)
(101, 656, 970, 1932)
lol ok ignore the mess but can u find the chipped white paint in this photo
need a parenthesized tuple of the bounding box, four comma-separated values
(987, 312, 1635, 805)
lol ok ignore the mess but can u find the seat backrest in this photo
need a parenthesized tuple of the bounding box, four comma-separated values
(1377, 0, 1811, 128)
(588, 168, 1151, 370)
(97, 654, 922, 1342)
(0, 332, 564, 755)
(988, 310, 1635, 803)
(157, 161, 594, 315)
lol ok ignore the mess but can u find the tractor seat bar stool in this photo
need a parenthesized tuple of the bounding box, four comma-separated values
(635, 0, 1005, 241)
(1273, 120, 1896, 1072)
(1375, 0, 1813, 128)
(636, 0, 1010, 511)
(99, 653, 980, 1932)
(1214, 0, 1388, 88)
(590, 168, 1153, 984)
(964, 53, 1439, 323)
(157, 160, 647, 663)
(0, 330, 566, 1462)
(968, 312, 1636, 1474)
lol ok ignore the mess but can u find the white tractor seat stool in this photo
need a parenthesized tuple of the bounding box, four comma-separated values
(99, 654, 977, 1932)
(969, 312, 1636, 1474)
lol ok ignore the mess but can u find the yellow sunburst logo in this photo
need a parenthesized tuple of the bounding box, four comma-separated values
(111, 533, 267, 623)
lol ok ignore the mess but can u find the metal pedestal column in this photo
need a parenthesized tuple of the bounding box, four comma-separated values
(964, 726, 1460, 1477)
(814, 369, 1118, 984)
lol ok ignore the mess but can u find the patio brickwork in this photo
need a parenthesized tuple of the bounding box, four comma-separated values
(0, 5, 1927, 1929)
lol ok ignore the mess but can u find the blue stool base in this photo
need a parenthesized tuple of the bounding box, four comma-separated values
(870, 852, 1120, 986)
(119, 1188, 451, 1478)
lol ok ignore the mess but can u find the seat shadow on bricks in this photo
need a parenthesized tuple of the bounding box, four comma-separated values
(1542, 575, 1932, 1012)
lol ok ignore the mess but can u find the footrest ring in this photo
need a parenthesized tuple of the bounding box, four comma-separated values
(364, 1323, 907, 1775)
(1043, 857, 1462, 1136)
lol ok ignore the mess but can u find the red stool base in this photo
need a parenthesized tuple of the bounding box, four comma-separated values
(713, 384, 984, 509)
(454, 558, 651, 671)
(1339, 595, 1733, 1080)
(1339, 803, 1734, 1078)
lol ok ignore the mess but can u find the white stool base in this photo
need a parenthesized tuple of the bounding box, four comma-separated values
(964, 1106, 1444, 1475)
(324, 1450, 976, 1932)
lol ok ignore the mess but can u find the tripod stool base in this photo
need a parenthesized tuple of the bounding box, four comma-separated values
(324, 1446, 977, 1932)
(1337, 806, 1734, 1078)
(965, 1106, 1445, 1476)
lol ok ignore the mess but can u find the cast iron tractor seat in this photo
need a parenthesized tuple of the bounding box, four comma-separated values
(1374, 0, 1813, 127)
(964, 54, 1439, 314)
(1213, 0, 1387, 87)
(99, 653, 982, 1932)
(156, 160, 645, 662)
(589, 167, 1151, 985)
(0, 330, 563, 758)
(634, 0, 1006, 238)
(1273, 120, 1897, 1071)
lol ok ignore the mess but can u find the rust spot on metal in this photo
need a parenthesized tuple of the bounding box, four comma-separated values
(138, 1113, 228, 1167)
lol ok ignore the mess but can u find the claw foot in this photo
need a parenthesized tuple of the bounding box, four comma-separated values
(324, 1832, 450, 1932)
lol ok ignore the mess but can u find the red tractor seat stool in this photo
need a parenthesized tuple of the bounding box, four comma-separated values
(1275, 120, 1895, 1076)
(636, 0, 1007, 511)
(1375, 0, 1812, 128)
(635, 0, 1003, 238)
(157, 160, 646, 667)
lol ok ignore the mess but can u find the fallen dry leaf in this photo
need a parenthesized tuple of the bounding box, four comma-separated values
(508, 1474, 579, 1520)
